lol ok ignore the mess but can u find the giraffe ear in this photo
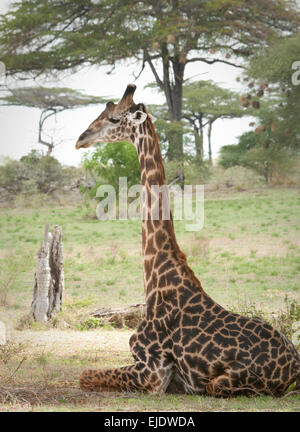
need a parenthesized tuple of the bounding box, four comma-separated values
(131, 110, 147, 125)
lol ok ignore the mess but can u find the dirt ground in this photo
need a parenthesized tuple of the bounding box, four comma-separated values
(1, 328, 299, 412)
(10, 329, 133, 357)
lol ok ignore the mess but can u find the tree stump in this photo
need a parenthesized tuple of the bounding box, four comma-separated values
(91, 303, 145, 329)
(30, 223, 64, 322)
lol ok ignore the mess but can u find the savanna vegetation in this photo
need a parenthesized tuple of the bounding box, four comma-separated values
(0, 169, 299, 411)
(0, 0, 300, 414)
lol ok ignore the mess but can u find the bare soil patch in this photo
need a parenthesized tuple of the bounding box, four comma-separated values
(10, 329, 132, 357)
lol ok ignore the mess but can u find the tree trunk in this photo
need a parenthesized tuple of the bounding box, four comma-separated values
(207, 118, 216, 165)
(38, 108, 56, 155)
(31, 223, 64, 322)
(146, 45, 185, 161)
(194, 115, 204, 158)
(166, 57, 185, 161)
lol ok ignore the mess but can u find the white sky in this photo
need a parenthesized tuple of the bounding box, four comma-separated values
(0, 0, 253, 167)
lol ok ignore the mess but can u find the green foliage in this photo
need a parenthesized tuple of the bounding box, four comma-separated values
(219, 145, 245, 169)
(78, 316, 118, 331)
(1, 0, 298, 77)
(182, 80, 244, 119)
(20, 151, 64, 193)
(1, 0, 298, 163)
(219, 132, 257, 169)
(79, 317, 102, 330)
(0, 87, 107, 110)
(184, 158, 211, 185)
(248, 33, 300, 85)
(240, 146, 297, 183)
(208, 166, 265, 191)
(154, 119, 187, 159)
(82, 141, 140, 195)
(0, 253, 30, 307)
(164, 157, 211, 185)
(0, 158, 28, 195)
(150, 80, 247, 161)
(248, 33, 300, 149)
(1, 186, 300, 337)
(219, 131, 297, 183)
(0, 150, 77, 196)
(220, 34, 300, 185)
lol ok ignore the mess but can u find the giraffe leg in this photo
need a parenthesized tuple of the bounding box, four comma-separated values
(79, 362, 171, 394)
(205, 374, 234, 398)
(205, 368, 271, 398)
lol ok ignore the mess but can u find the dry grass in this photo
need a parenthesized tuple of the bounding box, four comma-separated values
(0, 332, 299, 412)
(0, 187, 300, 411)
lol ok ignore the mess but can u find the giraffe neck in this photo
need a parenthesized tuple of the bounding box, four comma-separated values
(133, 118, 202, 299)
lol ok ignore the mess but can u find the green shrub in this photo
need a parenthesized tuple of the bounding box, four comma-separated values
(0, 150, 79, 198)
(0, 159, 27, 195)
(21, 150, 66, 193)
(219, 131, 297, 183)
(239, 146, 297, 183)
(219, 131, 257, 169)
(82, 141, 140, 196)
(164, 157, 210, 186)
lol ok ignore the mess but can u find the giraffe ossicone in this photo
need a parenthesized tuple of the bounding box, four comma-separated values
(75, 84, 300, 397)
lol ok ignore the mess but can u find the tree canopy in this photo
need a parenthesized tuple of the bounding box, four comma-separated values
(0, 86, 107, 153)
(0, 150, 76, 196)
(83, 141, 140, 194)
(1, 0, 299, 159)
(247, 32, 300, 147)
(0, 86, 106, 109)
(182, 80, 248, 161)
(148, 80, 248, 162)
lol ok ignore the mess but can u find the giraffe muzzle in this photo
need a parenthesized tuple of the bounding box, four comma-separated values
(75, 129, 94, 149)
(75, 140, 91, 149)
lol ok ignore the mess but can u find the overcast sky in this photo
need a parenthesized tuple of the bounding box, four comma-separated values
(0, 0, 253, 167)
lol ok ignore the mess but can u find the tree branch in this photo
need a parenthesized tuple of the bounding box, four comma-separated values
(144, 50, 164, 90)
(186, 57, 245, 69)
(132, 54, 146, 81)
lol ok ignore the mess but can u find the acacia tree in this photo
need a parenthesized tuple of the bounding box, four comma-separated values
(182, 81, 248, 163)
(219, 89, 298, 183)
(247, 32, 300, 149)
(219, 33, 300, 182)
(0, 0, 299, 160)
(149, 81, 248, 163)
(0, 87, 106, 154)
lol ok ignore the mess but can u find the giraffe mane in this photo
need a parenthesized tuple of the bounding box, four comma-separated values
(145, 111, 204, 292)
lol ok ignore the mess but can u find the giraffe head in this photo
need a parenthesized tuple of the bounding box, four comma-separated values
(75, 84, 148, 149)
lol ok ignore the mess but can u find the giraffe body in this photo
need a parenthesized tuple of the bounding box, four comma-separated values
(76, 85, 300, 397)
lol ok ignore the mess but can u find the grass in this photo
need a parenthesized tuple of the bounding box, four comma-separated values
(0, 336, 299, 412)
(0, 186, 299, 411)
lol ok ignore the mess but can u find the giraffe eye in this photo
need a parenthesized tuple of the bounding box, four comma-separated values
(109, 117, 120, 124)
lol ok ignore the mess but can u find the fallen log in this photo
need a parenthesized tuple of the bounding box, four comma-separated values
(91, 303, 145, 329)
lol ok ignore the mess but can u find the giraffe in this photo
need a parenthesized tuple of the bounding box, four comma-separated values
(75, 84, 300, 397)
